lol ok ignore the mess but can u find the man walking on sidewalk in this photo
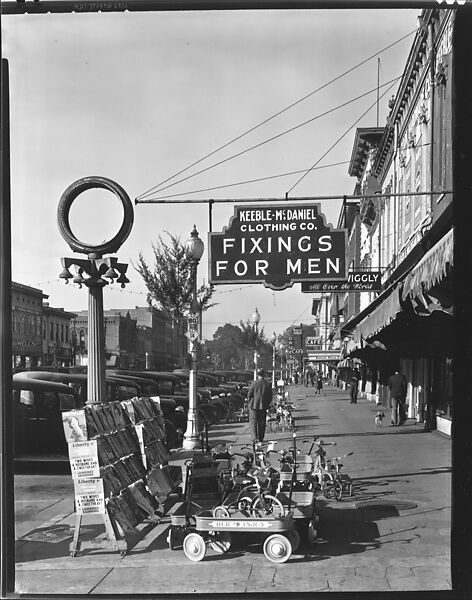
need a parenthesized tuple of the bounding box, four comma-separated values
(247, 368, 273, 443)
(388, 369, 407, 426)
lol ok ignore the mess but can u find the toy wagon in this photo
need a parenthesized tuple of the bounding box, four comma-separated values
(168, 507, 297, 563)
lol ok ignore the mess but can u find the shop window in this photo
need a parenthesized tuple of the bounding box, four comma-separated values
(436, 358, 453, 419)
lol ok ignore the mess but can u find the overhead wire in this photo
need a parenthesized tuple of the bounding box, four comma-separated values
(136, 28, 416, 201)
(286, 78, 400, 195)
(139, 161, 350, 201)
(136, 76, 401, 201)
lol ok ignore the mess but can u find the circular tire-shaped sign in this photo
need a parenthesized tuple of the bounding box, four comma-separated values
(57, 176, 134, 255)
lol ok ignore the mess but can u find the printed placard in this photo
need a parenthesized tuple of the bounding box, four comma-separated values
(69, 440, 100, 479)
(62, 409, 88, 443)
(74, 477, 105, 515)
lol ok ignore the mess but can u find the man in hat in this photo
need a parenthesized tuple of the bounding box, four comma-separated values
(388, 369, 407, 426)
(247, 368, 273, 444)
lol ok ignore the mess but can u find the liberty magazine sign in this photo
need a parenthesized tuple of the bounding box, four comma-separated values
(209, 204, 347, 290)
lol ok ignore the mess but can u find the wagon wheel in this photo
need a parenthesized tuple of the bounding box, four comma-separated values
(251, 494, 285, 518)
(183, 533, 207, 562)
(212, 505, 230, 518)
(167, 526, 182, 551)
(208, 531, 232, 554)
(263, 534, 292, 563)
(307, 520, 318, 546)
(334, 479, 343, 501)
(285, 528, 300, 553)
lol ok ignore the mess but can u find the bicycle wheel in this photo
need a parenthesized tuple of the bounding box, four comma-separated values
(323, 480, 334, 499)
(237, 496, 254, 512)
(334, 478, 343, 501)
(251, 494, 284, 518)
(212, 505, 230, 518)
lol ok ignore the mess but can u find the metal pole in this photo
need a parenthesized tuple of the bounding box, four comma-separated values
(253, 322, 258, 381)
(272, 344, 276, 389)
(183, 261, 200, 450)
(86, 273, 107, 404)
(0, 57, 14, 597)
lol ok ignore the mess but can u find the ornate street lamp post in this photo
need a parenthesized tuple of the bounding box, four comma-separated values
(271, 332, 277, 389)
(279, 342, 285, 380)
(57, 177, 133, 404)
(183, 225, 204, 450)
(251, 307, 261, 380)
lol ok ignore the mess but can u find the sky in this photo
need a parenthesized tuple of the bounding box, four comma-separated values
(2, 7, 419, 341)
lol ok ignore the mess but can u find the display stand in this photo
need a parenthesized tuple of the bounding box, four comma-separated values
(69, 511, 127, 557)
(62, 396, 179, 556)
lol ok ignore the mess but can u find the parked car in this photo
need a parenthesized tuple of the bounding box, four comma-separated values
(16, 371, 182, 450)
(107, 369, 185, 399)
(13, 375, 80, 459)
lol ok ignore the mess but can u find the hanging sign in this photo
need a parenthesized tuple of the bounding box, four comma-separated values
(307, 351, 342, 361)
(209, 204, 347, 290)
(73, 478, 106, 515)
(301, 271, 382, 292)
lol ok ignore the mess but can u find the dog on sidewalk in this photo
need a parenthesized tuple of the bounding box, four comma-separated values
(375, 411, 385, 427)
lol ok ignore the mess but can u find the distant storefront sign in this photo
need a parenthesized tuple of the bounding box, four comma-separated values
(307, 351, 342, 361)
(301, 271, 382, 293)
(209, 204, 347, 290)
(305, 337, 322, 348)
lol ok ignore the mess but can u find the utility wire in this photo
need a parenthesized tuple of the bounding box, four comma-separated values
(138, 140, 430, 202)
(286, 79, 399, 195)
(140, 161, 350, 201)
(136, 76, 401, 201)
(136, 28, 416, 201)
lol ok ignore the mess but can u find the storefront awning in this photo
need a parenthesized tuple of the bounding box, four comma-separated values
(354, 285, 402, 343)
(337, 357, 362, 369)
(402, 228, 454, 301)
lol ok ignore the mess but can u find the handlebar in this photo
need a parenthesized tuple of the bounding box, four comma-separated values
(328, 451, 353, 462)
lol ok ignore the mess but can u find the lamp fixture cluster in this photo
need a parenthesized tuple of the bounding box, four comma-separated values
(59, 256, 130, 289)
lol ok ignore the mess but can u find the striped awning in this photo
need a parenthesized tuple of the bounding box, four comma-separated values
(402, 228, 454, 301)
(337, 358, 362, 369)
(354, 285, 402, 343)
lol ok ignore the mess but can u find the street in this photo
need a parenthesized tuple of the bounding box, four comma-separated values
(14, 384, 452, 595)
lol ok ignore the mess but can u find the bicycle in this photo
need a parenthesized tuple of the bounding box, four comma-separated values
(275, 403, 295, 431)
(325, 452, 354, 501)
(213, 465, 284, 518)
(302, 437, 342, 500)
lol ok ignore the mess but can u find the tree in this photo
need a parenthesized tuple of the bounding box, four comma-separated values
(205, 324, 247, 370)
(134, 232, 216, 326)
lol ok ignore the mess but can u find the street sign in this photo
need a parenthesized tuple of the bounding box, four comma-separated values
(286, 359, 298, 366)
(185, 329, 199, 343)
(209, 203, 347, 290)
(186, 313, 200, 343)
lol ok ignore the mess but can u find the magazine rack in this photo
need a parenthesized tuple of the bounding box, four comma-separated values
(63, 396, 178, 556)
(69, 510, 127, 557)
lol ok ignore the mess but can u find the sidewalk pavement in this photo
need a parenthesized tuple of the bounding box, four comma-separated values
(14, 385, 452, 595)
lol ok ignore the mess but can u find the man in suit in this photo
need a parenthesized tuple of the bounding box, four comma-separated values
(247, 368, 273, 444)
(388, 369, 407, 426)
